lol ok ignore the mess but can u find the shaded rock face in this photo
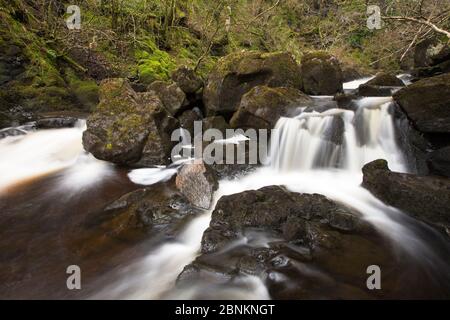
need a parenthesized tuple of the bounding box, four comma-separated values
(393, 73, 450, 133)
(176, 186, 400, 299)
(362, 159, 450, 235)
(148, 80, 187, 116)
(203, 51, 302, 117)
(358, 73, 404, 97)
(83, 78, 178, 166)
(230, 86, 312, 130)
(414, 39, 450, 68)
(202, 116, 230, 134)
(178, 108, 203, 137)
(300, 52, 343, 95)
(427, 146, 450, 178)
(171, 66, 203, 94)
(175, 162, 219, 209)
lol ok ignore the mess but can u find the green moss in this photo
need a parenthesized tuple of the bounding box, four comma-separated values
(135, 37, 176, 84)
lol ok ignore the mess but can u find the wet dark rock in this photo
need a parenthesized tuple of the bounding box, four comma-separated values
(92, 187, 202, 238)
(171, 66, 203, 94)
(148, 80, 187, 116)
(392, 103, 430, 175)
(322, 115, 345, 146)
(83, 78, 178, 166)
(334, 92, 358, 111)
(393, 73, 450, 133)
(203, 51, 302, 117)
(427, 146, 450, 178)
(300, 51, 343, 95)
(358, 73, 404, 97)
(362, 159, 450, 235)
(176, 186, 385, 299)
(341, 66, 363, 82)
(230, 86, 312, 130)
(414, 39, 450, 68)
(175, 162, 219, 209)
(36, 117, 78, 129)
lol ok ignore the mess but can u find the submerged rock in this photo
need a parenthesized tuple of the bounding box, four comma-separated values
(300, 51, 343, 95)
(203, 51, 302, 117)
(362, 159, 450, 235)
(175, 162, 219, 209)
(82, 78, 178, 166)
(230, 86, 312, 130)
(171, 66, 203, 94)
(393, 73, 450, 133)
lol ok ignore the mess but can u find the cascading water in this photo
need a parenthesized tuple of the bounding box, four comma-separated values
(1, 77, 449, 299)
(87, 77, 449, 299)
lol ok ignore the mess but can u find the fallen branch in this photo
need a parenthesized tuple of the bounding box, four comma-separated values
(382, 15, 450, 39)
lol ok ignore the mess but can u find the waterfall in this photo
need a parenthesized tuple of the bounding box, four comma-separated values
(270, 97, 407, 173)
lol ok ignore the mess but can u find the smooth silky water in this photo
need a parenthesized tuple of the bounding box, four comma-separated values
(0, 78, 449, 299)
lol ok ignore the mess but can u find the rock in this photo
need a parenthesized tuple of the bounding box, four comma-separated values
(176, 186, 390, 299)
(202, 116, 230, 134)
(203, 51, 302, 117)
(0, 127, 28, 139)
(341, 66, 363, 82)
(414, 39, 450, 68)
(358, 73, 404, 97)
(178, 108, 203, 137)
(175, 162, 219, 209)
(201, 186, 367, 255)
(171, 66, 203, 94)
(392, 103, 430, 175)
(148, 80, 187, 116)
(87, 186, 202, 240)
(230, 86, 312, 130)
(83, 78, 178, 166)
(362, 159, 450, 235)
(427, 146, 450, 178)
(334, 92, 358, 111)
(300, 51, 343, 95)
(393, 73, 450, 133)
(36, 117, 78, 129)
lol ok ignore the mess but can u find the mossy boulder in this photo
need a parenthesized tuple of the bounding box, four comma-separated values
(230, 86, 312, 130)
(203, 51, 302, 117)
(83, 78, 179, 166)
(393, 73, 450, 133)
(300, 51, 343, 95)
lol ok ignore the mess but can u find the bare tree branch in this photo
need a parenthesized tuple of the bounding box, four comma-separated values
(382, 15, 450, 39)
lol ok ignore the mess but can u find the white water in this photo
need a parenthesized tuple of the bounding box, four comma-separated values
(0, 120, 114, 194)
(0, 77, 445, 299)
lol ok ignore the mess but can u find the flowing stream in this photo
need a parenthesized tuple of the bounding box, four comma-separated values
(0, 77, 449, 299)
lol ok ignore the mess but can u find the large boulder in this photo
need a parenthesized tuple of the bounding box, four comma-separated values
(171, 66, 203, 94)
(393, 73, 450, 133)
(175, 162, 219, 209)
(362, 159, 450, 235)
(300, 51, 343, 95)
(230, 86, 313, 130)
(83, 78, 178, 166)
(203, 51, 302, 117)
(147, 80, 187, 116)
(175, 186, 406, 299)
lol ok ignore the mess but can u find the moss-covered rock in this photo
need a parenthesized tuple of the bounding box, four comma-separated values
(83, 78, 178, 166)
(171, 66, 203, 94)
(300, 51, 343, 95)
(147, 80, 187, 116)
(203, 51, 302, 117)
(230, 86, 312, 130)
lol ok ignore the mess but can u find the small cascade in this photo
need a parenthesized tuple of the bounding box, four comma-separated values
(270, 97, 407, 173)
